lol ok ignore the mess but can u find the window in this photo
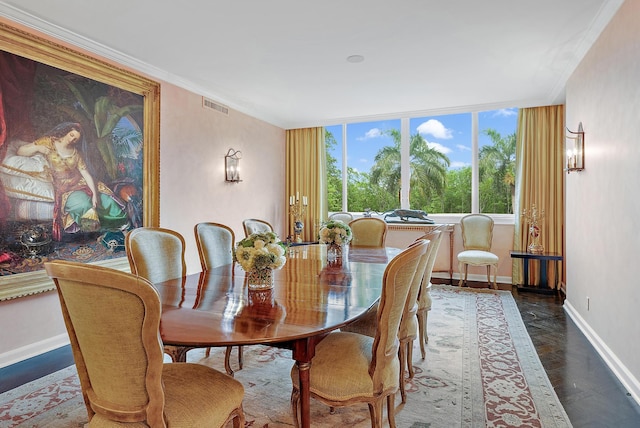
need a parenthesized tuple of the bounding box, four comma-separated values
(326, 108, 517, 215)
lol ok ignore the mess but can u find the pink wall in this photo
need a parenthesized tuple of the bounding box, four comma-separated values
(158, 83, 286, 274)
(564, 0, 640, 403)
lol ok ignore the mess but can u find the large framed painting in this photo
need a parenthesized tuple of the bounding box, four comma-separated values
(0, 22, 160, 301)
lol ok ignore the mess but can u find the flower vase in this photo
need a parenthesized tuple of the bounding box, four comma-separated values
(327, 243, 343, 265)
(246, 268, 274, 290)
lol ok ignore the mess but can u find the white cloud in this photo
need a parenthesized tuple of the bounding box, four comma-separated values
(457, 144, 471, 151)
(493, 108, 517, 117)
(426, 141, 451, 154)
(417, 119, 453, 139)
(359, 128, 382, 140)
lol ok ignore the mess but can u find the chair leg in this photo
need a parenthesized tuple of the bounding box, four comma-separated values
(238, 345, 243, 369)
(290, 388, 300, 428)
(417, 310, 427, 360)
(486, 265, 492, 288)
(398, 342, 407, 404)
(224, 346, 235, 377)
(369, 400, 384, 428)
(407, 339, 415, 379)
(458, 261, 465, 286)
(387, 393, 397, 428)
(205, 347, 211, 357)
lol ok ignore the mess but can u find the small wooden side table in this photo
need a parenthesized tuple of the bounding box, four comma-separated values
(510, 250, 563, 294)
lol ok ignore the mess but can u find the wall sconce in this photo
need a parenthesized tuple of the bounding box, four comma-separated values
(566, 122, 585, 173)
(225, 148, 242, 182)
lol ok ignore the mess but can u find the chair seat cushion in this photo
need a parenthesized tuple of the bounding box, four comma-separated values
(291, 331, 399, 401)
(88, 363, 244, 427)
(458, 250, 499, 265)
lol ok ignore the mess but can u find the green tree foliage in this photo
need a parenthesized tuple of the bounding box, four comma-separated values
(369, 129, 449, 212)
(479, 129, 516, 213)
(325, 130, 342, 211)
(428, 167, 472, 213)
(325, 127, 515, 215)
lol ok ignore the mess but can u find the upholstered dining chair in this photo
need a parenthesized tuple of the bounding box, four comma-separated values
(290, 239, 428, 427)
(44, 260, 245, 428)
(125, 227, 187, 362)
(458, 214, 499, 289)
(125, 227, 186, 285)
(416, 228, 444, 360)
(328, 211, 354, 224)
(194, 222, 243, 375)
(342, 237, 432, 403)
(348, 217, 387, 247)
(242, 218, 274, 237)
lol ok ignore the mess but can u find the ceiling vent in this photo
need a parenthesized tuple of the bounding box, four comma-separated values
(202, 97, 229, 116)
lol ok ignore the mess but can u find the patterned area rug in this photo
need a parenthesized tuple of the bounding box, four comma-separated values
(0, 285, 573, 427)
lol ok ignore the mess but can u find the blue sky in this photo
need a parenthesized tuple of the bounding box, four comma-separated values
(327, 108, 518, 173)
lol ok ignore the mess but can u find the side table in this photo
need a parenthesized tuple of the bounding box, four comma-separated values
(510, 250, 563, 294)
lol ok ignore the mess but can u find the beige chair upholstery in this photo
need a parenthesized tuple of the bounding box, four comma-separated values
(342, 238, 433, 403)
(348, 217, 387, 247)
(194, 222, 242, 375)
(194, 222, 235, 271)
(328, 211, 354, 224)
(125, 227, 186, 285)
(44, 260, 245, 428)
(416, 228, 444, 360)
(290, 240, 428, 427)
(125, 227, 187, 362)
(242, 218, 274, 237)
(457, 214, 499, 289)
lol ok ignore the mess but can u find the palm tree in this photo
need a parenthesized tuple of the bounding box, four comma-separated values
(479, 129, 516, 213)
(370, 129, 449, 210)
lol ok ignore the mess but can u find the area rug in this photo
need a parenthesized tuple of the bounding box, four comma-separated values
(0, 285, 573, 427)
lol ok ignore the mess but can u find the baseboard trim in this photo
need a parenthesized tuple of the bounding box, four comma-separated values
(564, 301, 640, 407)
(432, 272, 512, 285)
(0, 334, 70, 369)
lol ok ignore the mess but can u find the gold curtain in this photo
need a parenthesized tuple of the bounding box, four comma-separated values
(286, 127, 327, 242)
(513, 105, 564, 287)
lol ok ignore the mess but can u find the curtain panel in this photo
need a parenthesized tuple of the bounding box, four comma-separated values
(285, 128, 326, 242)
(513, 105, 565, 287)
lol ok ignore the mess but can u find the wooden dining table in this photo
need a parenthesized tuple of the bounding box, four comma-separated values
(153, 244, 401, 428)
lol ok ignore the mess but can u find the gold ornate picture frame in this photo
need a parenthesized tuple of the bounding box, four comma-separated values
(0, 22, 160, 301)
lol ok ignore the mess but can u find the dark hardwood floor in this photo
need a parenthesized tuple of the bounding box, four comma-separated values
(510, 285, 640, 427)
(2, 283, 640, 427)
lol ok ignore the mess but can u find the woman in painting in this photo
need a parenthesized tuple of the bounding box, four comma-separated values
(17, 122, 128, 241)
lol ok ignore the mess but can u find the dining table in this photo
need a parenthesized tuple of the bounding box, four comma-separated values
(153, 244, 401, 428)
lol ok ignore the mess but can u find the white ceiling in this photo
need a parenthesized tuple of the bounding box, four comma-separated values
(0, 0, 625, 129)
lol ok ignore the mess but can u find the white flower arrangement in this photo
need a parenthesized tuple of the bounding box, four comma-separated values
(318, 220, 352, 246)
(234, 231, 287, 272)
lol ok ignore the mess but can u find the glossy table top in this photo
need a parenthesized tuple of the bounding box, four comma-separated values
(155, 245, 401, 348)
